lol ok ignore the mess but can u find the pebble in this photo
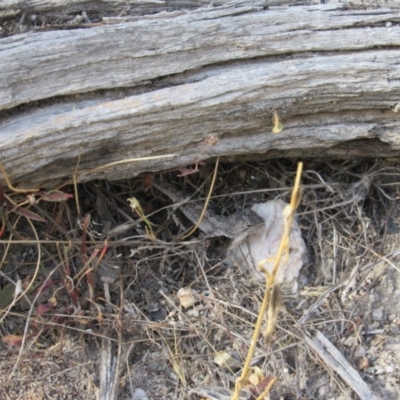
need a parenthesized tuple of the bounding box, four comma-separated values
(372, 309, 384, 321)
(366, 324, 375, 332)
(358, 357, 370, 371)
(318, 384, 330, 397)
(388, 313, 396, 322)
(367, 321, 382, 331)
(343, 336, 356, 347)
(375, 365, 394, 375)
(133, 389, 149, 400)
(386, 365, 395, 373)
(385, 284, 394, 295)
(369, 292, 380, 302)
(354, 345, 367, 358)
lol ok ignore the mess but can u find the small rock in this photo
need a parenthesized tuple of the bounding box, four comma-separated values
(385, 283, 394, 295)
(177, 287, 199, 309)
(343, 336, 356, 347)
(375, 367, 386, 375)
(388, 313, 396, 322)
(133, 389, 149, 400)
(358, 357, 370, 371)
(369, 292, 380, 302)
(214, 351, 241, 370)
(228, 200, 308, 291)
(354, 345, 367, 358)
(386, 365, 395, 374)
(388, 325, 400, 335)
(372, 309, 384, 321)
(366, 324, 375, 332)
(318, 384, 330, 397)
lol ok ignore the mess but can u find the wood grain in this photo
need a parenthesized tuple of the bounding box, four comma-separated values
(1, 2, 400, 187)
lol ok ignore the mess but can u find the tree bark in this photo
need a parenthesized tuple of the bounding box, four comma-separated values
(1, 1, 400, 188)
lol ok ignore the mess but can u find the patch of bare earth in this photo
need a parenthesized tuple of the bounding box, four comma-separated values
(1, 159, 400, 399)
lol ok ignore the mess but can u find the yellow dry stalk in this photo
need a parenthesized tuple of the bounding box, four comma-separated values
(255, 376, 278, 400)
(161, 332, 187, 385)
(231, 161, 303, 400)
(0, 162, 40, 193)
(127, 197, 155, 239)
(263, 284, 282, 344)
(145, 225, 157, 241)
(58, 154, 176, 194)
(76, 154, 176, 180)
(272, 111, 283, 134)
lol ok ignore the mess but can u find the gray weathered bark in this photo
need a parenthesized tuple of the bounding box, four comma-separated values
(1, 1, 400, 188)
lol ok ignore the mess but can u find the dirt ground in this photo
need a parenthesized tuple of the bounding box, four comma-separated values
(0, 158, 400, 400)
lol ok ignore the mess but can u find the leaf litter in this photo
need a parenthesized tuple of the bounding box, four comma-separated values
(0, 158, 400, 399)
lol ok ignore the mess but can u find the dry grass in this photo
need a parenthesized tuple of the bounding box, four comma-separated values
(1, 158, 400, 399)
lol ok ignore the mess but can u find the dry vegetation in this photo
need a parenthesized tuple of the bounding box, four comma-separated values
(0, 158, 400, 399)
(2, 2, 400, 400)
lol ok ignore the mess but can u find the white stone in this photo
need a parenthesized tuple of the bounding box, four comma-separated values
(319, 384, 330, 397)
(133, 389, 149, 400)
(354, 345, 367, 358)
(228, 200, 308, 291)
(343, 336, 356, 347)
(372, 309, 384, 321)
(388, 313, 397, 322)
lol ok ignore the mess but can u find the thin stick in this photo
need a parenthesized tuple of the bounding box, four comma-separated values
(73, 153, 82, 216)
(232, 162, 303, 400)
(179, 157, 220, 240)
(0, 162, 39, 193)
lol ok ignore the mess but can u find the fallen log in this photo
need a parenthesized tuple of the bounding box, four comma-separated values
(1, 1, 400, 188)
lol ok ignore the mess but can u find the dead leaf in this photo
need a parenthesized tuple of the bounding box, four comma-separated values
(11, 206, 47, 223)
(39, 190, 73, 202)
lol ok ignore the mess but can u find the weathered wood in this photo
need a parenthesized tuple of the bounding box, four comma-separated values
(1, 0, 398, 15)
(1, 4, 400, 112)
(303, 330, 378, 400)
(100, 330, 119, 400)
(1, 3, 400, 188)
(0, 0, 272, 22)
(0, 0, 282, 15)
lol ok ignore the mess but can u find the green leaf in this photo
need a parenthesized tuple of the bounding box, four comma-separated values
(0, 284, 15, 310)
